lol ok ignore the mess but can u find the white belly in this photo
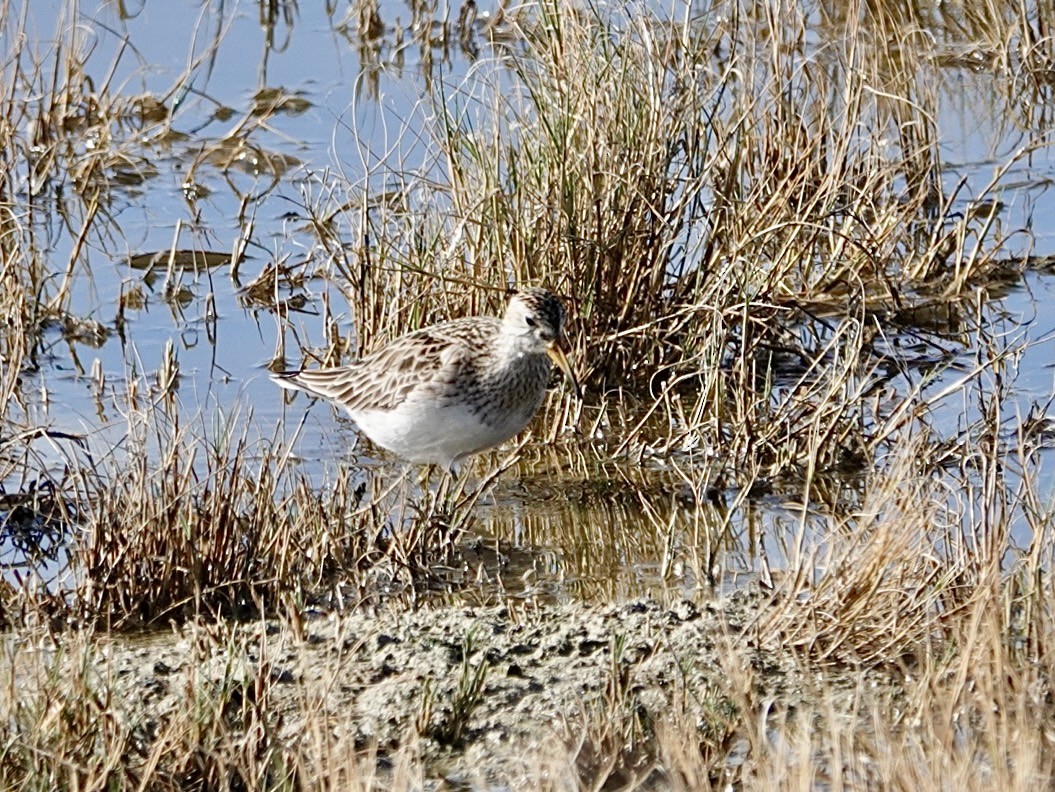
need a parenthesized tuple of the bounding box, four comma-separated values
(349, 400, 534, 468)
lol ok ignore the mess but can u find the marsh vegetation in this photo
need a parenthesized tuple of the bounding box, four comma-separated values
(4, 0, 1055, 787)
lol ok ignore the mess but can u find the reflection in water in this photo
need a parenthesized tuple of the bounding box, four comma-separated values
(424, 437, 872, 604)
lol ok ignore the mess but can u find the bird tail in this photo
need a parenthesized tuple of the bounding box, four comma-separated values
(270, 367, 357, 404)
(271, 369, 310, 393)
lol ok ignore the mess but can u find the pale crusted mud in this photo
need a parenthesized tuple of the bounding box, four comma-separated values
(88, 589, 827, 784)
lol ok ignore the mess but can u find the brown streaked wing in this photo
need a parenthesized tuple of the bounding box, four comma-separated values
(289, 317, 497, 412)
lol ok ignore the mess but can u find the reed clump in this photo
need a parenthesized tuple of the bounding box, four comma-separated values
(294, 0, 1043, 489)
(32, 396, 493, 628)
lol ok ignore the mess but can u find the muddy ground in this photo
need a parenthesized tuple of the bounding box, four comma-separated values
(76, 587, 872, 786)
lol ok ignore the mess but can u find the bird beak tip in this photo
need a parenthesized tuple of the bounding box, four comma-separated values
(547, 342, 583, 400)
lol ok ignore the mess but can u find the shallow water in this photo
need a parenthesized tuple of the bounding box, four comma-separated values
(5, 0, 1055, 601)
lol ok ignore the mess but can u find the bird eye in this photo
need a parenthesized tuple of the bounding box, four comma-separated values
(525, 316, 537, 328)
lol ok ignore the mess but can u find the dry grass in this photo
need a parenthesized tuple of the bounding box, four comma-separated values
(0, 620, 424, 791)
(293, 0, 1044, 487)
(3, 0, 1055, 788)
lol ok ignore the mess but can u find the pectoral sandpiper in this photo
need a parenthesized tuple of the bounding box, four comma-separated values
(272, 288, 580, 469)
